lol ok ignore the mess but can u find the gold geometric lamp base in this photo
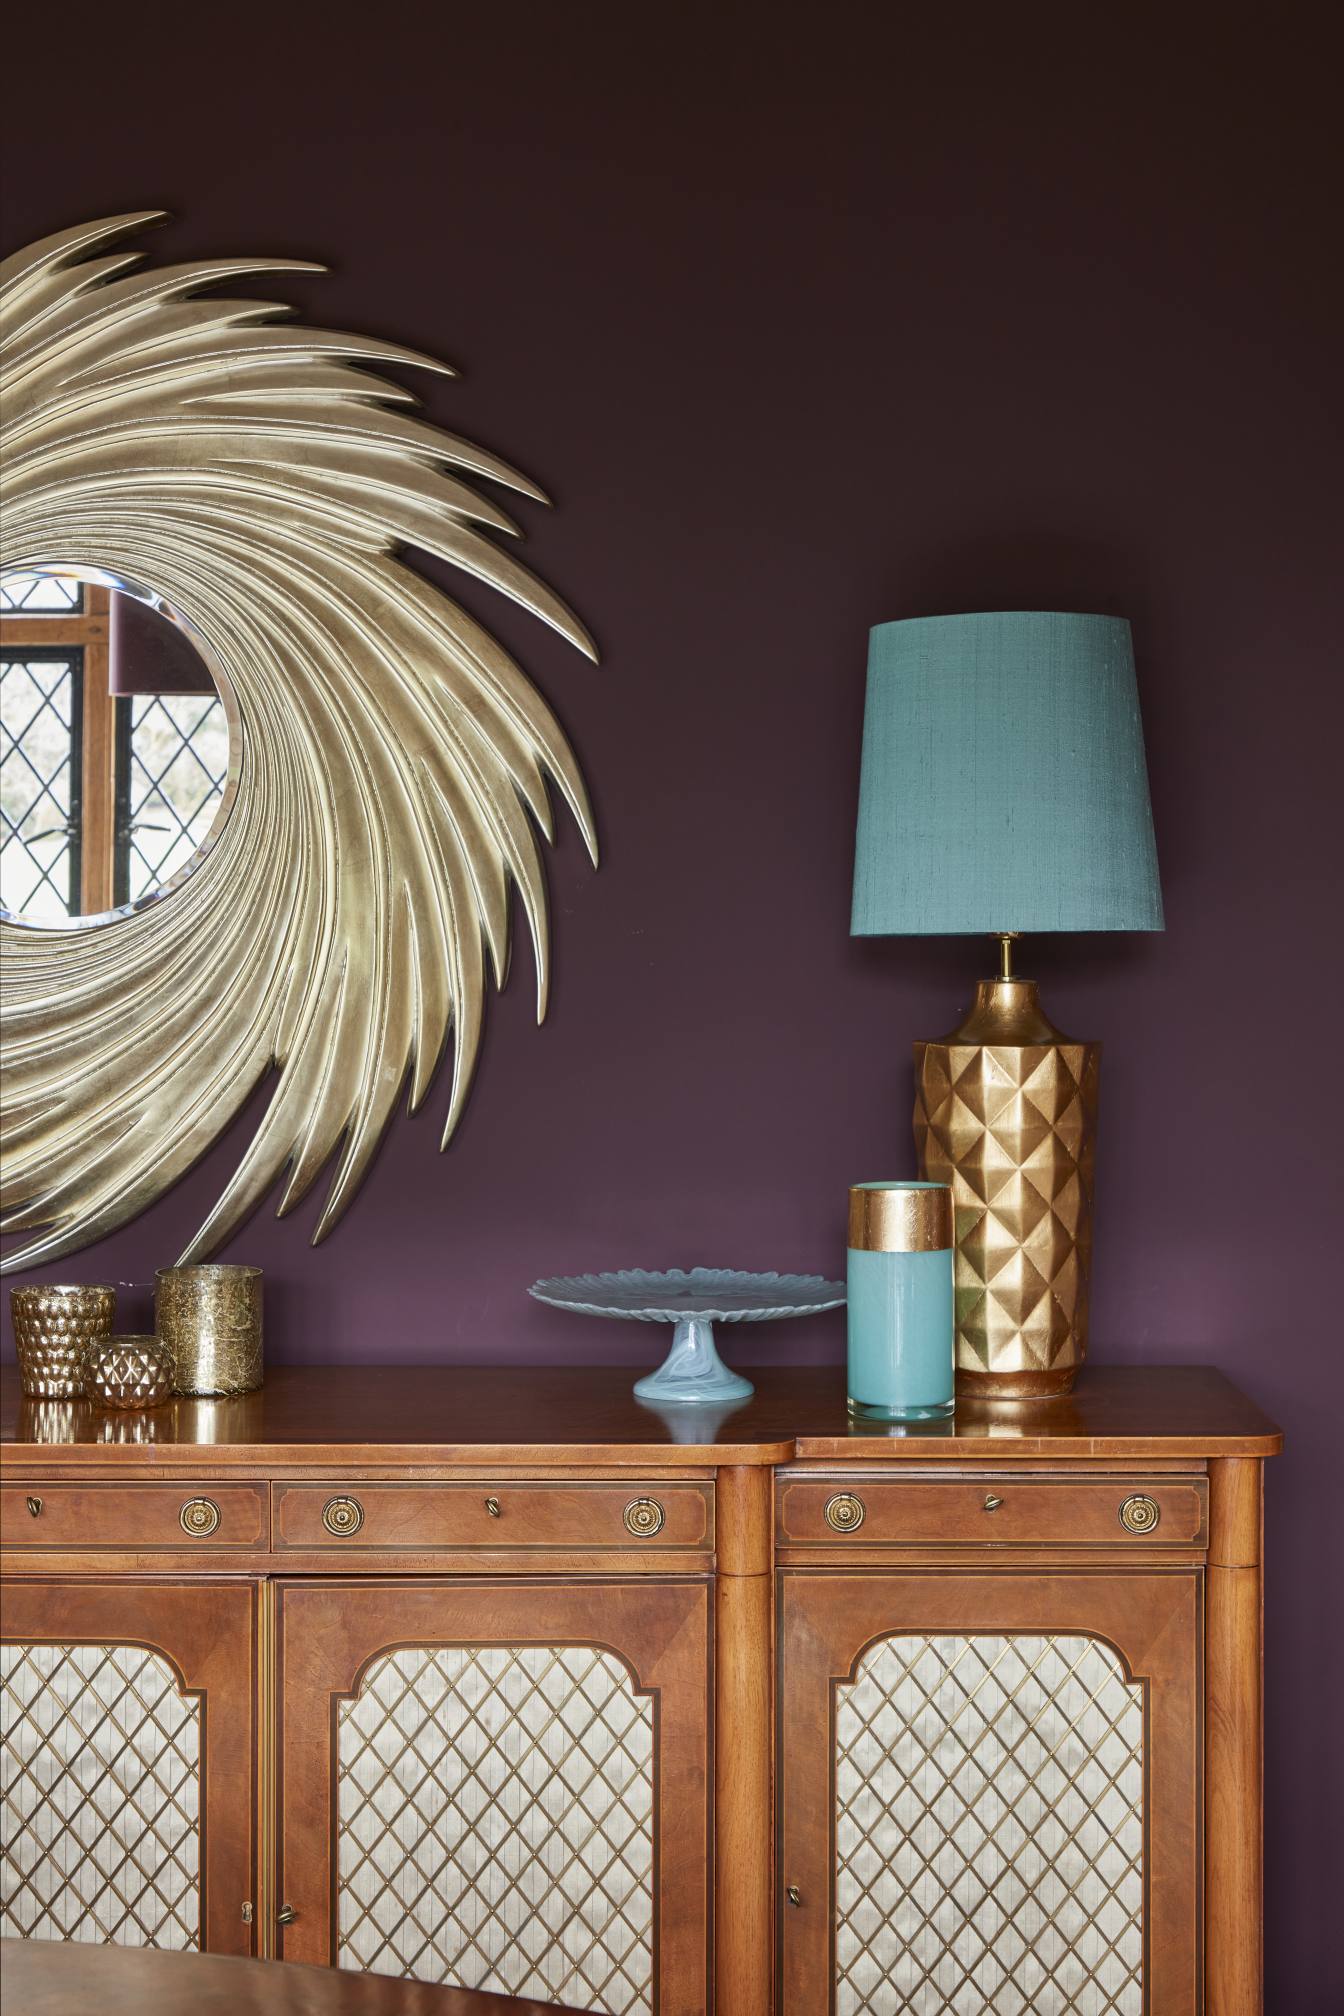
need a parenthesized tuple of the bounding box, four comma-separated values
(914, 936, 1099, 1398)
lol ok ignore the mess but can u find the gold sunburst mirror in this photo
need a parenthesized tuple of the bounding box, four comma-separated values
(0, 212, 597, 1270)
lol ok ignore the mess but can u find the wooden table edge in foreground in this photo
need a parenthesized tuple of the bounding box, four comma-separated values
(0, 1938, 591, 2013)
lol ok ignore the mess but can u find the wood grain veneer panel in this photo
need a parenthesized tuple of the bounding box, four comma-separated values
(0, 1579, 257, 1956)
(777, 1473, 1207, 1548)
(2, 1482, 267, 1549)
(276, 1577, 710, 2014)
(778, 1569, 1203, 2015)
(272, 1479, 711, 1552)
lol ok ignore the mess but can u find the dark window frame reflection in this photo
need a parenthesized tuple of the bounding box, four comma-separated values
(0, 643, 85, 918)
(0, 576, 231, 923)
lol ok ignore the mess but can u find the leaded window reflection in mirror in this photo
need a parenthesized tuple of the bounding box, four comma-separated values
(0, 649, 80, 919)
(118, 694, 231, 906)
(0, 572, 236, 924)
(0, 572, 84, 614)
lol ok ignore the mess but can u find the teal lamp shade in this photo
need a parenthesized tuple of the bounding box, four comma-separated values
(851, 612, 1163, 935)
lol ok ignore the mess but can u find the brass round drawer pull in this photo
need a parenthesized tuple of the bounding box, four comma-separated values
(825, 1492, 866, 1533)
(624, 1496, 665, 1538)
(484, 1496, 502, 1519)
(1119, 1493, 1161, 1535)
(180, 1496, 220, 1537)
(25, 1496, 43, 1518)
(322, 1495, 364, 1537)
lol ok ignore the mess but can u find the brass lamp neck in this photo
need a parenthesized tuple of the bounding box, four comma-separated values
(944, 979, 1069, 1045)
(943, 935, 1072, 1044)
(931, 931, 1079, 1042)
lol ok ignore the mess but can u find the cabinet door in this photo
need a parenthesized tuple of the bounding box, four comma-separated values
(276, 1577, 711, 2015)
(0, 1578, 257, 1954)
(779, 1570, 1202, 2016)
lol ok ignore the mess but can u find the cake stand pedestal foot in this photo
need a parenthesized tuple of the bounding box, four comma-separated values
(633, 1318, 754, 1405)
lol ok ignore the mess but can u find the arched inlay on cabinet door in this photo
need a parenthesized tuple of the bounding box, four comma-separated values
(0, 1641, 201, 1947)
(834, 1632, 1145, 2016)
(336, 1642, 655, 2014)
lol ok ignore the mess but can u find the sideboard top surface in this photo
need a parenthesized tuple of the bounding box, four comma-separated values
(0, 1364, 1282, 1469)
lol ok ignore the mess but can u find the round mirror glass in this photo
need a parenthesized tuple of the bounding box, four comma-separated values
(0, 570, 238, 925)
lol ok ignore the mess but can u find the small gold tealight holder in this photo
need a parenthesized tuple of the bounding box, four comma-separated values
(156, 1264, 263, 1395)
(84, 1334, 176, 1411)
(11, 1284, 116, 1397)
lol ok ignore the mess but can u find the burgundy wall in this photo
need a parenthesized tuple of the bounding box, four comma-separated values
(3, 3, 1339, 1997)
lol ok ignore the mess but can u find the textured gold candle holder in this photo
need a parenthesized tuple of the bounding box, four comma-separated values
(84, 1334, 176, 1411)
(10, 1284, 116, 1398)
(156, 1264, 263, 1395)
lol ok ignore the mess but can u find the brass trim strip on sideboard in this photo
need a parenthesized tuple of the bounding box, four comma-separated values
(256, 1579, 276, 1958)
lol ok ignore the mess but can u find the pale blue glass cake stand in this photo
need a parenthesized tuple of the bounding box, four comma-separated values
(528, 1267, 846, 1405)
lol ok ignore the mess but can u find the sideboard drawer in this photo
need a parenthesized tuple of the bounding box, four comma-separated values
(777, 1473, 1207, 1547)
(2, 1480, 267, 1548)
(273, 1479, 714, 1551)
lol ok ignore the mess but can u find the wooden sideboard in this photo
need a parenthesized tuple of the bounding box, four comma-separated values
(0, 1364, 1280, 2015)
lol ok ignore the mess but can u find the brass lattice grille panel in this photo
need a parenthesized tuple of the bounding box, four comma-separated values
(336, 1644, 655, 2013)
(0, 1641, 200, 1947)
(835, 1632, 1144, 2015)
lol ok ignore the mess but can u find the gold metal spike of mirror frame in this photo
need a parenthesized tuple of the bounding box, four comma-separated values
(0, 212, 597, 1269)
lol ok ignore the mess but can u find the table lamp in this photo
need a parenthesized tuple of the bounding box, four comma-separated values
(851, 611, 1163, 1397)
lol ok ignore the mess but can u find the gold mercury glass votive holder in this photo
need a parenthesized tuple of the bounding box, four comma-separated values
(10, 1283, 116, 1398)
(156, 1264, 263, 1395)
(84, 1334, 176, 1411)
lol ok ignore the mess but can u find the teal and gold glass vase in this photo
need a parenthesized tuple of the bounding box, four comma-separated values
(847, 1182, 955, 1421)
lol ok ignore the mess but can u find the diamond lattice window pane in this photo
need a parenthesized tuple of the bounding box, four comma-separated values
(1, 1641, 201, 1948)
(835, 1633, 1144, 2016)
(0, 571, 84, 613)
(1, 653, 79, 921)
(336, 1644, 655, 2014)
(121, 696, 229, 901)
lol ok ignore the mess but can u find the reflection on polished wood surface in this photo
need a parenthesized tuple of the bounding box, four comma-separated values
(0, 1362, 1284, 1468)
(0, 1939, 591, 2013)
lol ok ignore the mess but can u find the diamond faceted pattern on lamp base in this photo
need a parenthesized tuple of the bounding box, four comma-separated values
(914, 1029, 1100, 1397)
